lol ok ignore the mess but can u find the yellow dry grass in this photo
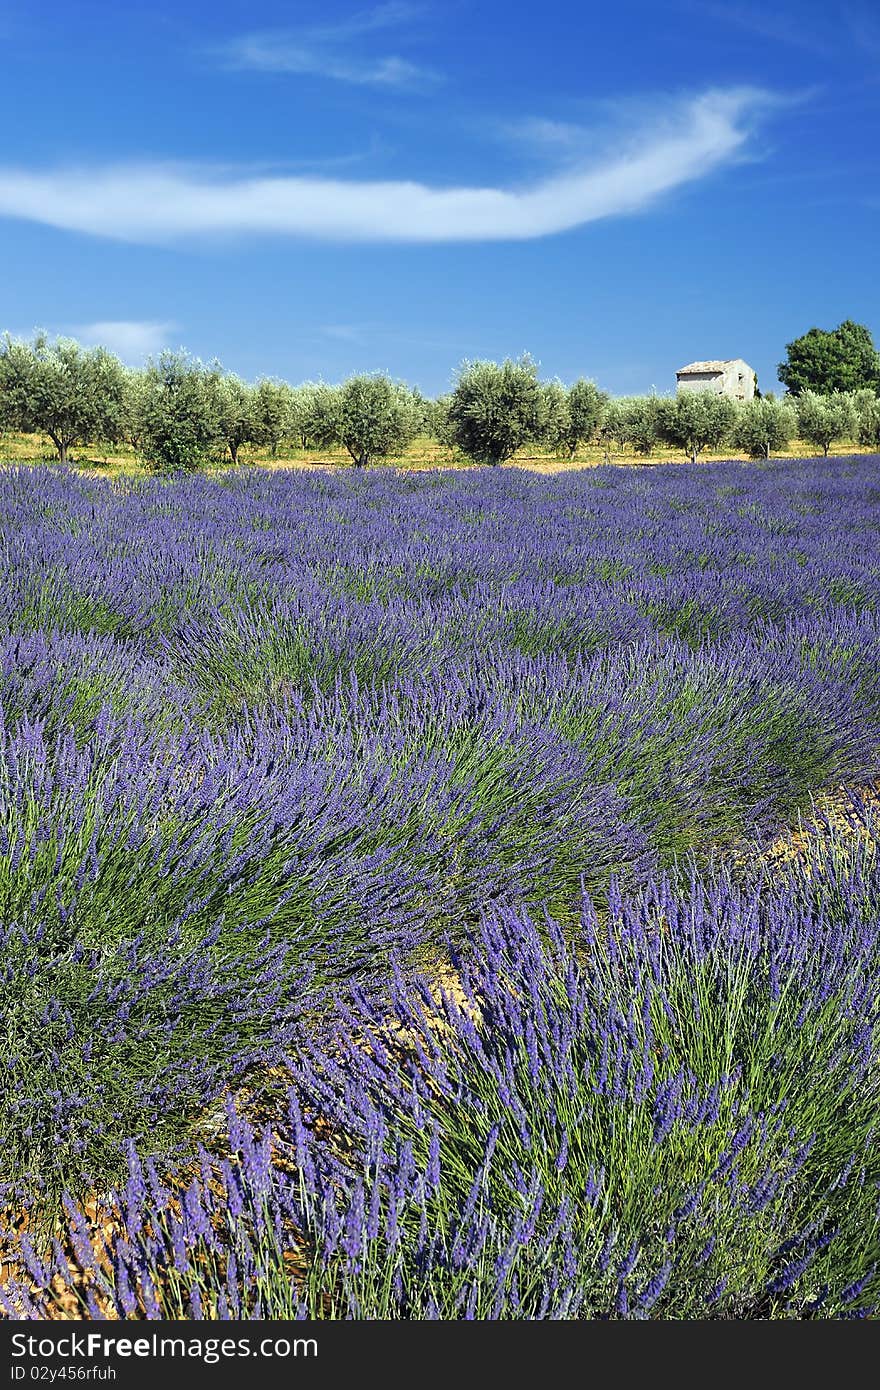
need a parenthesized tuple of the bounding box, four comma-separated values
(1, 430, 877, 480)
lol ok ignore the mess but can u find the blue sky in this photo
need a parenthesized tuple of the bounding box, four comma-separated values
(0, 0, 877, 395)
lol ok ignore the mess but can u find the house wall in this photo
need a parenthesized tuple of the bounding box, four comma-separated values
(720, 360, 756, 401)
(676, 361, 756, 400)
(677, 372, 723, 394)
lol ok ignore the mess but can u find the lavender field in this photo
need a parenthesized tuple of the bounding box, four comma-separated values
(3, 455, 880, 1319)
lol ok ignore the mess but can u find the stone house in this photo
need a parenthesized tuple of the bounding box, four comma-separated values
(675, 359, 756, 401)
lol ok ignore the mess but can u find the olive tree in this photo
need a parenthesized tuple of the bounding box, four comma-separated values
(598, 399, 625, 460)
(139, 351, 221, 473)
(447, 356, 542, 465)
(566, 379, 608, 458)
(119, 368, 150, 454)
(408, 387, 434, 437)
(338, 374, 420, 468)
(538, 380, 571, 456)
(660, 390, 737, 464)
(615, 396, 664, 457)
(795, 390, 857, 457)
(208, 371, 260, 466)
(539, 379, 610, 460)
(291, 383, 342, 451)
(253, 379, 293, 456)
(731, 397, 797, 459)
(0, 333, 126, 463)
(423, 393, 457, 452)
(856, 392, 880, 449)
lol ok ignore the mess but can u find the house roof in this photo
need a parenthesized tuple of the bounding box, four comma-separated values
(676, 360, 734, 374)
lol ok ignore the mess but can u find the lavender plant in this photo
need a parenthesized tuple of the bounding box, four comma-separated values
(8, 806, 880, 1318)
(2, 454, 880, 1305)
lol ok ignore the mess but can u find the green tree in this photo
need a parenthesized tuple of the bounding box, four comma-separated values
(139, 351, 221, 473)
(537, 380, 572, 457)
(778, 320, 880, 395)
(660, 390, 737, 464)
(855, 392, 880, 450)
(338, 374, 420, 468)
(407, 386, 434, 437)
(731, 397, 797, 459)
(795, 390, 857, 457)
(566, 379, 608, 458)
(598, 398, 626, 460)
(291, 383, 342, 451)
(538, 378, 608, 459)
(0, 333, 126, 463)
(615, 395, 664, 457)
(447, 356, 542, 466)
(253, 379, 293, 457)
(208, 371, 260, 466)
(120, 368, 150, 454)
(423, 393, 457, 452)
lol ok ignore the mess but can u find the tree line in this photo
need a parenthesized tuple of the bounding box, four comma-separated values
(1, 334, 879, 471)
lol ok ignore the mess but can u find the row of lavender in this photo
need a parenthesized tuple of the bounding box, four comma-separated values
(7, 814, 880, 1318)
(2, 455, 880, 1316)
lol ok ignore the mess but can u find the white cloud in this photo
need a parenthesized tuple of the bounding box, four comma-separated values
(215, 3, 439, 89)
(223, 36, 431, 88)
(0, 89, 773, 246)
(72, 320, 178, 361)
(320, 323, 375, 342)
(509, 117, 597, 153)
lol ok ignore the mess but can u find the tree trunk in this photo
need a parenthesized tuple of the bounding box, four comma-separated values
(230, 442, 239, 466)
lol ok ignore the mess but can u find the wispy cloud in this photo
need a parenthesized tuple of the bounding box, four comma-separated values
(214, 2, 440, 90)
(320, 323, 378, 342)
(72, 319, 178, 361)
(844, 1, 880, 57)
(679, 0, 880, 63)
(0, 89, 775, 245)
(676, 0, 834, 56)
(503, 117, 597, 157)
